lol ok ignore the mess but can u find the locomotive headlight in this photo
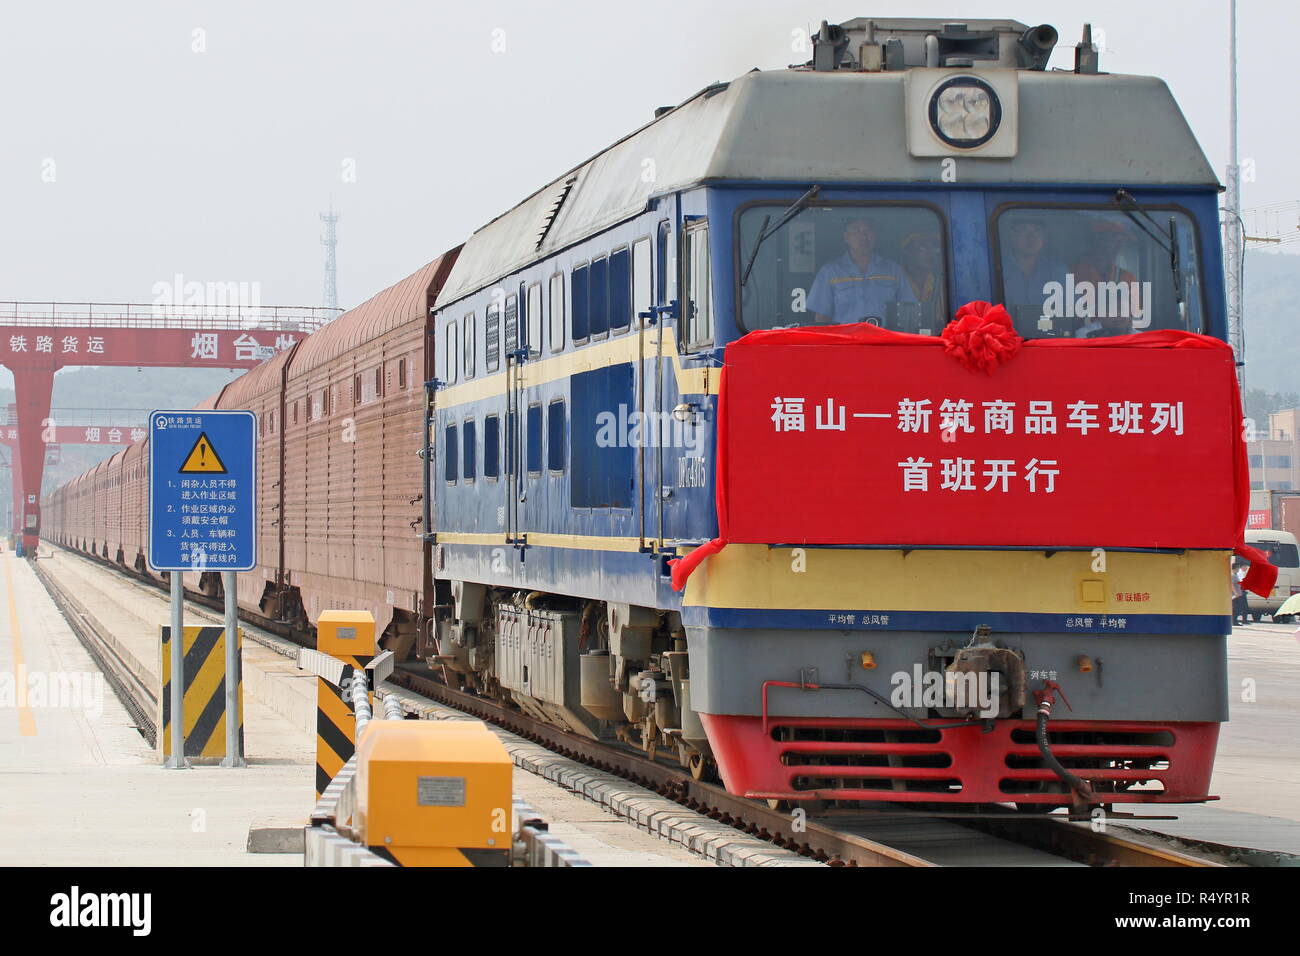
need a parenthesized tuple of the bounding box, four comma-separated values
(928, 77, 1001, 149)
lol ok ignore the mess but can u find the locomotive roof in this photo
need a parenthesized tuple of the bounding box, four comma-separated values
(435, 67, 1216, 309)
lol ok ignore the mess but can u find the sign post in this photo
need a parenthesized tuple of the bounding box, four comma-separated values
(221, 569, 244, 767)
(148, 409, 256, 768)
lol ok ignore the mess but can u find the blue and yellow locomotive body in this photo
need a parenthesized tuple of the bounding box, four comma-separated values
(427, 17, 1237, 806)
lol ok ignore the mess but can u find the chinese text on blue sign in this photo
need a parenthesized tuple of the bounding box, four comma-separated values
(148, 410, 256, 572)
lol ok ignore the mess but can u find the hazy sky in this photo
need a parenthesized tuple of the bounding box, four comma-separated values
(0, 1, 1292, 320)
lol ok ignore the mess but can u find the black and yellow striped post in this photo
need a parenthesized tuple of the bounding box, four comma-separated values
(315, 610, 376, 798)
(159, 625, 244, 762)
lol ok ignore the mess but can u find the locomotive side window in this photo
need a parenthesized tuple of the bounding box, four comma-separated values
(548, 273, 565, 353)
(484, 415, 500, 479)
(485, 302, 501, 372)
(632, 238, 651, 327)
(590, 256, 609, 338)
(444, 319, 458, 385)
(547, 400, 565, 472)
(657, 220, 672, 306)
(463, 312, 476, 380)
(737, 203, 947, 333)
(463, 418, 476, 483)
(610, 247, 631, 333)
(993, 207, 1204, 339)
(571, 263, 589, 342)
(527, 282, 543, 354)
(685, 222, 713, 347)
(504, 294, 519, 354)
(526, 403, 543, 475)
(444, 423, 458, 483)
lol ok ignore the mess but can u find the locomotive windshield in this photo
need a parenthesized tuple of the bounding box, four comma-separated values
(736, 201, 1206, 340)
(737, 203, 949, 333)
(993, 206, 1205, 339)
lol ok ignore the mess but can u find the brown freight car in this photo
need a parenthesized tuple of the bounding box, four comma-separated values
(120, 439, 148, 574)
(281, 253, 457, 647)
(101, 448, 127, 565)
(214, 343, 299, 619)
(41, 251, 459, 653)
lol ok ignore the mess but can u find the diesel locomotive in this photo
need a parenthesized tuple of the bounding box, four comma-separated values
(46, 17, 1256, 811)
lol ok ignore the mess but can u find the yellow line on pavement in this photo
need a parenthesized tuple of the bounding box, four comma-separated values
(4, 556, 37, 736)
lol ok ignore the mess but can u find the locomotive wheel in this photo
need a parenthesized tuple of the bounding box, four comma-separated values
(688, 751, 708, 780)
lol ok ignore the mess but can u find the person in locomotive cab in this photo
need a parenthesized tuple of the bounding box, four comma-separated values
(808, 217, 916, 325)
(1002, 217, 1067, 336)
(899, 231, 943, 332)
(1073, 220, 1140, 338)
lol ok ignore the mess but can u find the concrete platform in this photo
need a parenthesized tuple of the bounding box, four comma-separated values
(1109, 618, 1300, 856)
(19, 548, 713, 866)
(0, 551, 310, 865)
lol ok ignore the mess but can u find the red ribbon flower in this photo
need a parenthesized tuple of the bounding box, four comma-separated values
(941, 301, 1023, 375)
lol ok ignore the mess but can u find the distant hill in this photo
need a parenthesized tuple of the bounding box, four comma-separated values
(1243, 250, 1300, 395)
(1, 366, 242, 508)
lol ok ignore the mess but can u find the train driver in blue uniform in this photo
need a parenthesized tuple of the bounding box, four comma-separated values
(1001, 216, 1068, 335)
(808, 218, 916, 325)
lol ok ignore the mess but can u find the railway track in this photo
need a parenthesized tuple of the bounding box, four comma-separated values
(33, 543, 1232, 868)
(30, 553, 158, 745)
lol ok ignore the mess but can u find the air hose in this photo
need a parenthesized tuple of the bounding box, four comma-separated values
(1033, 681, 1094, 801)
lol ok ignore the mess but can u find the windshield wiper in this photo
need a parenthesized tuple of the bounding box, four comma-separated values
(1167, 214, 1186, 323)
(1113, 189, 1173, 255)
(1115, 189, 1188, 325)
(740, 185, 820, 287)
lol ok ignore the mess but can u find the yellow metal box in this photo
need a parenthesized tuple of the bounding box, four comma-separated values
(355, 720, 513, 866)
(317, 609, 377, 659)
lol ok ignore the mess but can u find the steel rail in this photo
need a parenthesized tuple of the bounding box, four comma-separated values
(35, 542, 1233, 868)
(30, 556, 158, 745)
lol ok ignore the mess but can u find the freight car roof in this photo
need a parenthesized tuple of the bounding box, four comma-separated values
(291, 253, 458, 374)
(219, 344, 296, 408)
(435, 67, 1216, 309)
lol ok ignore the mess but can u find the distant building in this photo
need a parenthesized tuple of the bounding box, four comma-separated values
(1248, 409, 1300, 492)
(1248, 409, 1300, 532)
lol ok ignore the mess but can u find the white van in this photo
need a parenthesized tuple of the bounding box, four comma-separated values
(1244, 529, 1300, 621)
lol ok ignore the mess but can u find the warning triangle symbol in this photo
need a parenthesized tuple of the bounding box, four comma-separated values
(179, 432, 228, 474)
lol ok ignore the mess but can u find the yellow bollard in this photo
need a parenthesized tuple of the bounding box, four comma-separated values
(314, 610, 376, 798)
